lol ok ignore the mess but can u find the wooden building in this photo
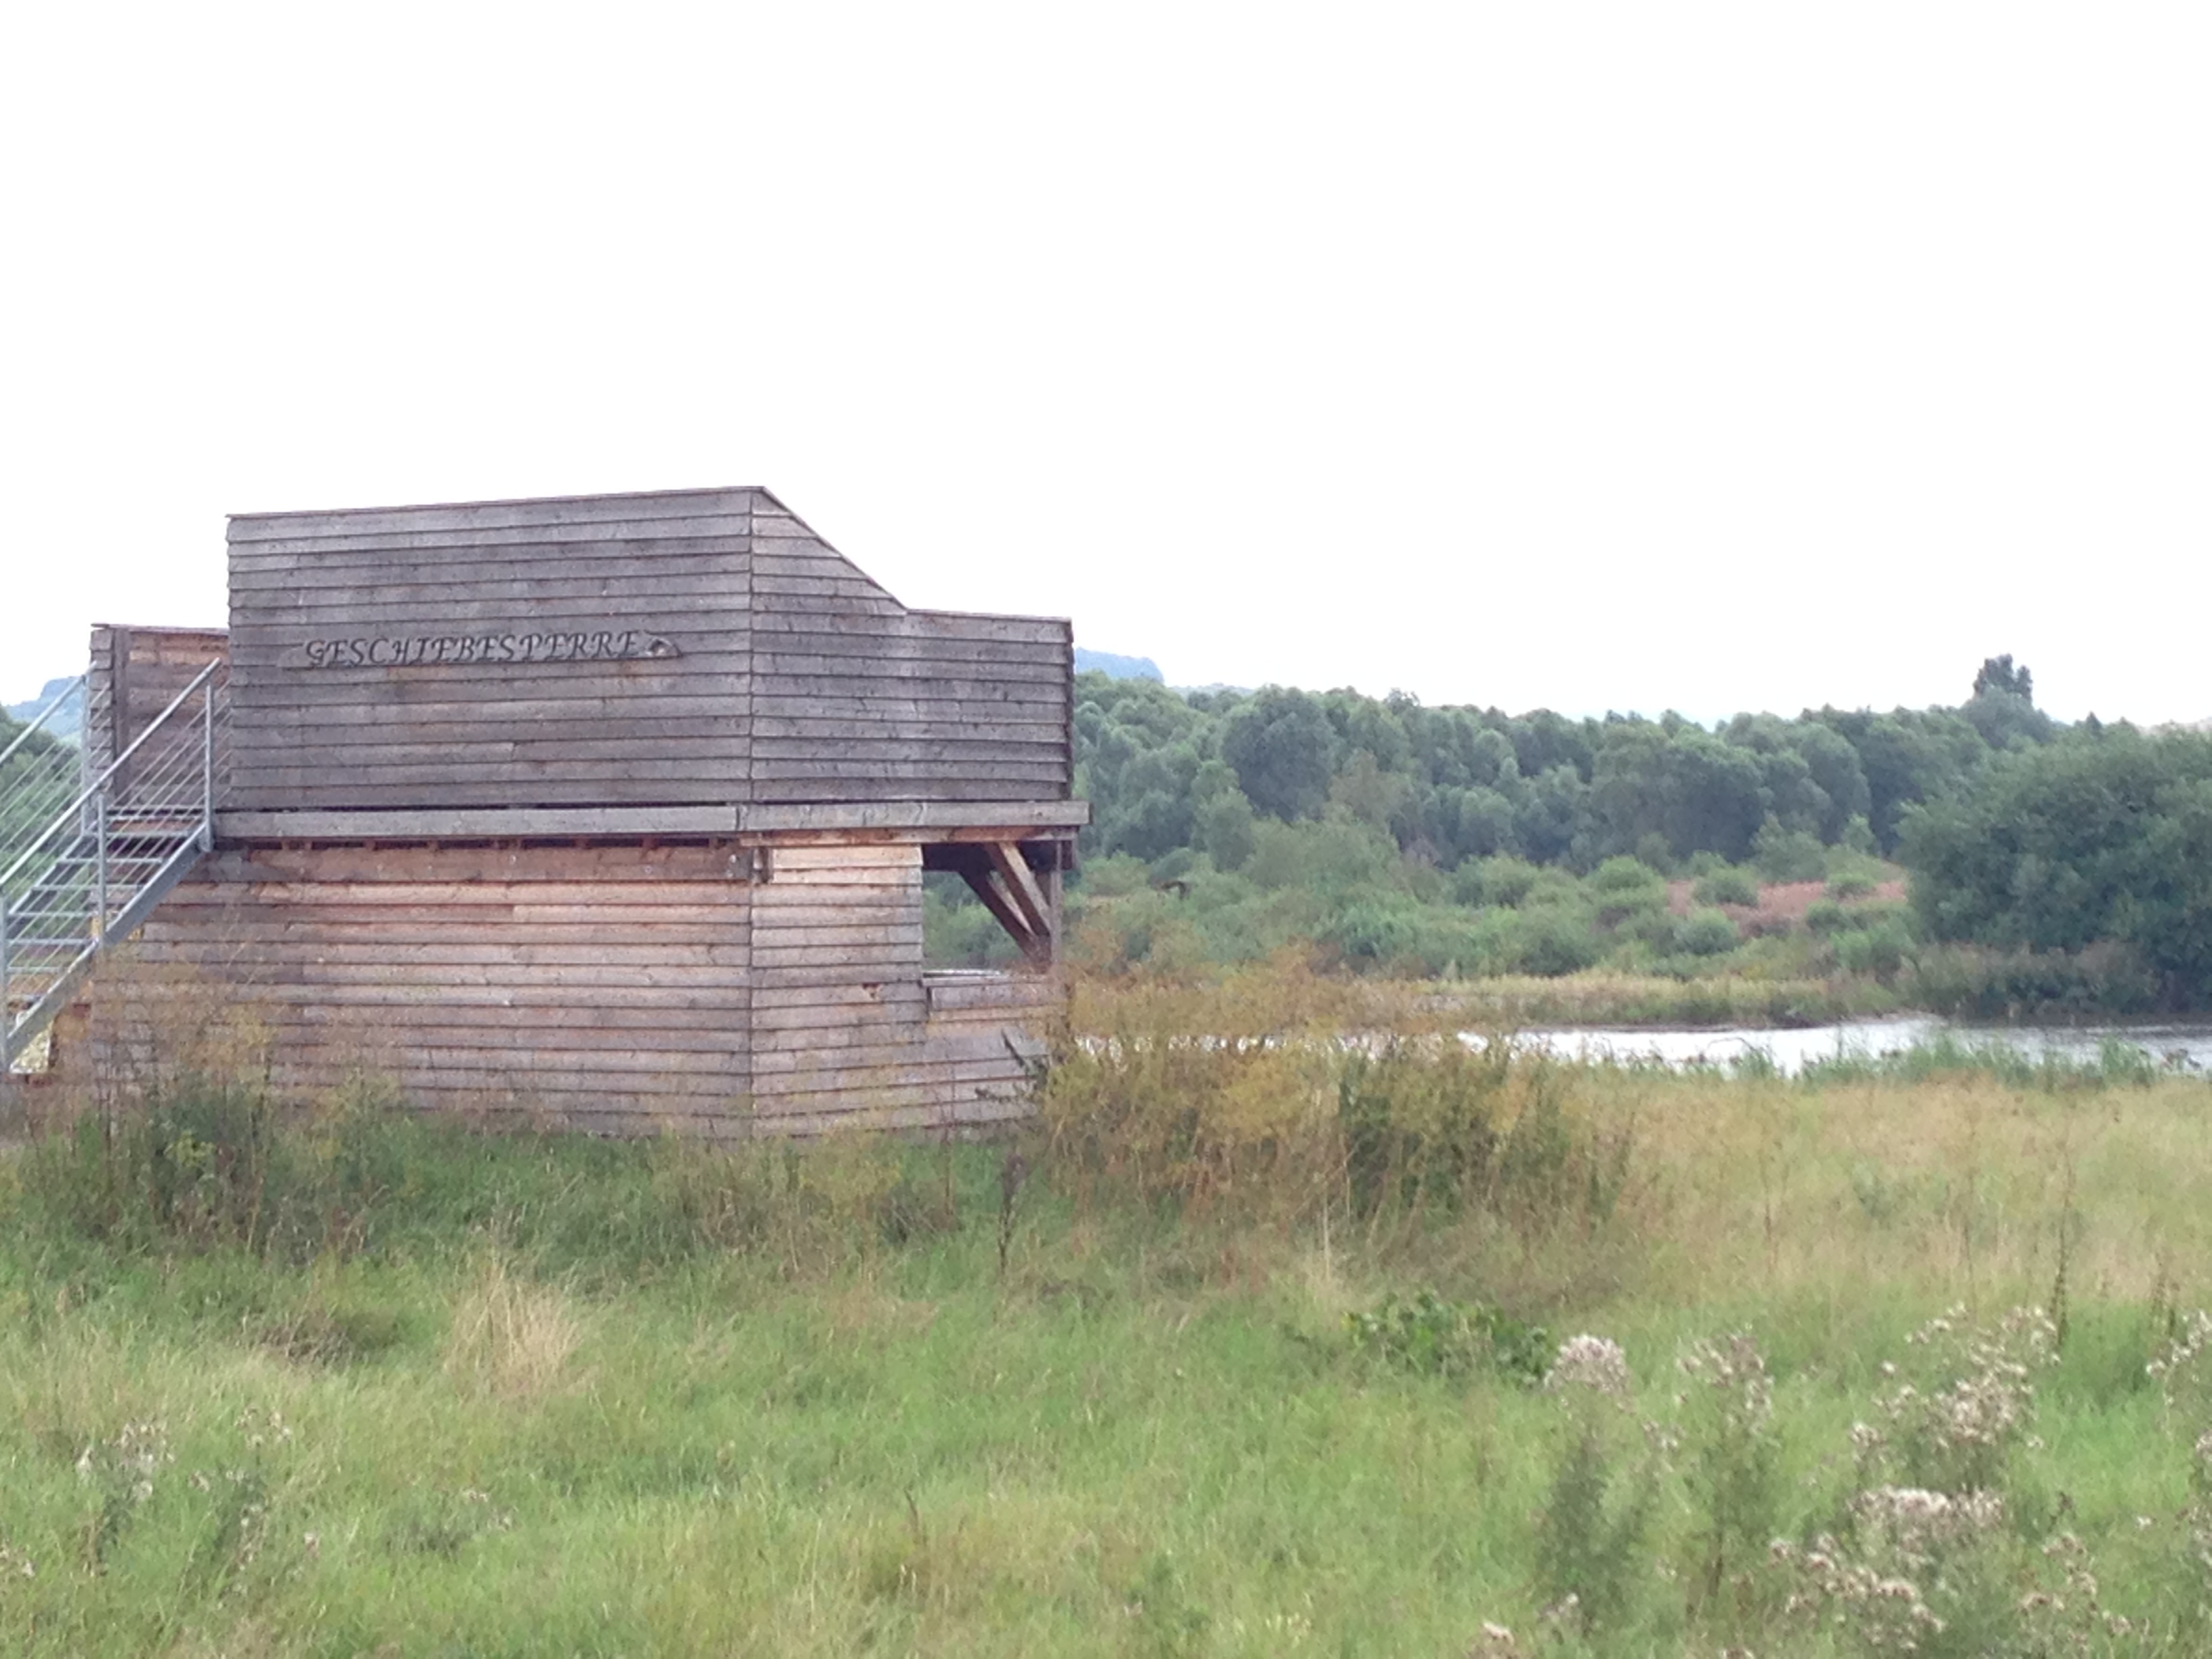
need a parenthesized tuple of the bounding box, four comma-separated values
(63, 488, 1084, 1136)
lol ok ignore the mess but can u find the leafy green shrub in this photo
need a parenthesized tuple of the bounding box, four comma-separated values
(1805, 898, 1849, 936)
(1454, 855, 1541, 908)
(1751, 819, 1828, 883)
(1589, 855, 1661, 896)
(1589, 856, 1666, 927)
(1345, 1290, 1549, 1386)
(1321, 897, 1423, 966)
(1676, 909, 1740, 957)
(1503, 903, 1604, 975)
(1826, 872, 1877, 901)
(1076, 853, 1152, 898)
(1833, 918, 1913, 977)
(1693, 866, 1760, 907)
(1622, 909, 1685, 953)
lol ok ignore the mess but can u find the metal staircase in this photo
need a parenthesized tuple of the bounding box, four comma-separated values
(3, 663, 226, 1071)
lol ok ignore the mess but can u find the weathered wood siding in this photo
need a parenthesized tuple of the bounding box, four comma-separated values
(748, 504, 1073, 804)
(84, 626, 230, 791)
(222, 489, 1071, 812)
(747, 842, 928, 1132)
(224, 489, 755, 811)
(920, 971, 1054, 1128)
(92, 842, 756, 1135)
(746, 844, 1052, 1133)
(75, 836, 1051, 1136)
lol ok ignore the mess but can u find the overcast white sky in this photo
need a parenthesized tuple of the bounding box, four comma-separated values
(3, 5, 2206, 723)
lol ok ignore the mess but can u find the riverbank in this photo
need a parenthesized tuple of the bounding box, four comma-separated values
(1416, 968, 1905, 1029)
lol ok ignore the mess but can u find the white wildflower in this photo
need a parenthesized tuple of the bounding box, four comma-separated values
(1543, 1335, 1632, 1401)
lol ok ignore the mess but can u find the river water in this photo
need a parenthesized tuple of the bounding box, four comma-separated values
(1494, 1017, 2212, 1077)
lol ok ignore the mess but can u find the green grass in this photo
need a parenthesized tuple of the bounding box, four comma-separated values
(7, 1046, 2212, 1653)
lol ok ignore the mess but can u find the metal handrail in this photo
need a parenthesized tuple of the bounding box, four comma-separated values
(0, 659, 220, 894)
(3, 663, 225, 1071)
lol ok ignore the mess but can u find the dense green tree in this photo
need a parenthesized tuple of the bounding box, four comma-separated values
(1903, 729, 2212, 1004)
(1221, 687, 1337, 822)
(1972, 653, 2034, 702)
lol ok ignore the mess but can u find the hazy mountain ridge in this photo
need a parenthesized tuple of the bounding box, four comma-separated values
(1072, 649, 1162, 682)
(3, 677, 83, 743)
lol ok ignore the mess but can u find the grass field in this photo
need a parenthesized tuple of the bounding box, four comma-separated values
(5, 987, 2212, 1654)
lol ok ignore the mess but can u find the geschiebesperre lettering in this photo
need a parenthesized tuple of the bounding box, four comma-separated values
(298, 631, 682, 669)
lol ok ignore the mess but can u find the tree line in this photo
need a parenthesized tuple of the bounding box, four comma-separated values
(1049, 658, 2212, 1008)
(1077, 661, 2052, 877)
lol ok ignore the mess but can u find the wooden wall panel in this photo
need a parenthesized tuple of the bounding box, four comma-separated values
(83, 627, 230, 794)
(222, 487, 1073, 815)
(224, 488, 756, 811)
(747, 842, 928, 1130)
(745, 842, 1056, 1133)
(88, 842, 756, 1135)
(747, 508, 1073, 804)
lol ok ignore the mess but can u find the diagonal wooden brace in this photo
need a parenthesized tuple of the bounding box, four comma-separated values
(984, 841, 1053, 943)
(958, 863, 1053, 968)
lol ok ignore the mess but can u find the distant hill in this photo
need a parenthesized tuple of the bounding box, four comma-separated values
(4, 678, 82, 743)
(1073, 649, 1163, 682)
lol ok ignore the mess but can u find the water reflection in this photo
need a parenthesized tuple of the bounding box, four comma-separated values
(1486, 1017, 2212, 1078)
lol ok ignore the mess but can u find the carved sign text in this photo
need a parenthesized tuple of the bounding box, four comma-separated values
(298, 630, 682, 669)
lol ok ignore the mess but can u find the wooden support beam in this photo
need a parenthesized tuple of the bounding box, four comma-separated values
(958, 867, 1050, 966)
(983, 841, 1052, 942)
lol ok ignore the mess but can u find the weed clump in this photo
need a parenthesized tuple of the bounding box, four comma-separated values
(1344, 1290, 1549, 1386)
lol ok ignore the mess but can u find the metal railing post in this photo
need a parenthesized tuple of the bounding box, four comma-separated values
(201, 679, 216, 851)
(1, 890, 12, 1050)
(95, 792, 109, 940)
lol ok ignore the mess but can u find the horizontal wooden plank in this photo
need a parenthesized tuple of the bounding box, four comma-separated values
(750, 759, 1067, 783)
(750, 946, 920, 972)
(279, 1002, 747, 1038)
(747, 674, 1061, 704)
(114, 979, 750, 1014)
(230, 565, 751, 603)
(764, 843, 920, 868)
(234, 723, 748, 757)
(752, 1042, 1005, 1078)
(750, 783, 1069, 806)
(750, 693, 1064, 721)
(150, 901, 745, 930)
(750, 715, 1063, 742)
(907, 610, 1072, 642)
(738, 800, 1084, 833)
(750, 630, 1069, 663)
(227, 694, 753, 729)
(229, 537, 751, 580)
(229, 735, 750, 769)
(753, 747, 1065, 775)
(217, 806, 751, 841)
(229, 755, 751, 787)
(228, 489, 760, 542)
(224, 1032, 750, 1078)
(193, 844, 747, 877)
(135, 958, 757, 989)
(134, 939, 754, 968)
(225, 781, 735, 811)
(142, 920, 747, 949)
